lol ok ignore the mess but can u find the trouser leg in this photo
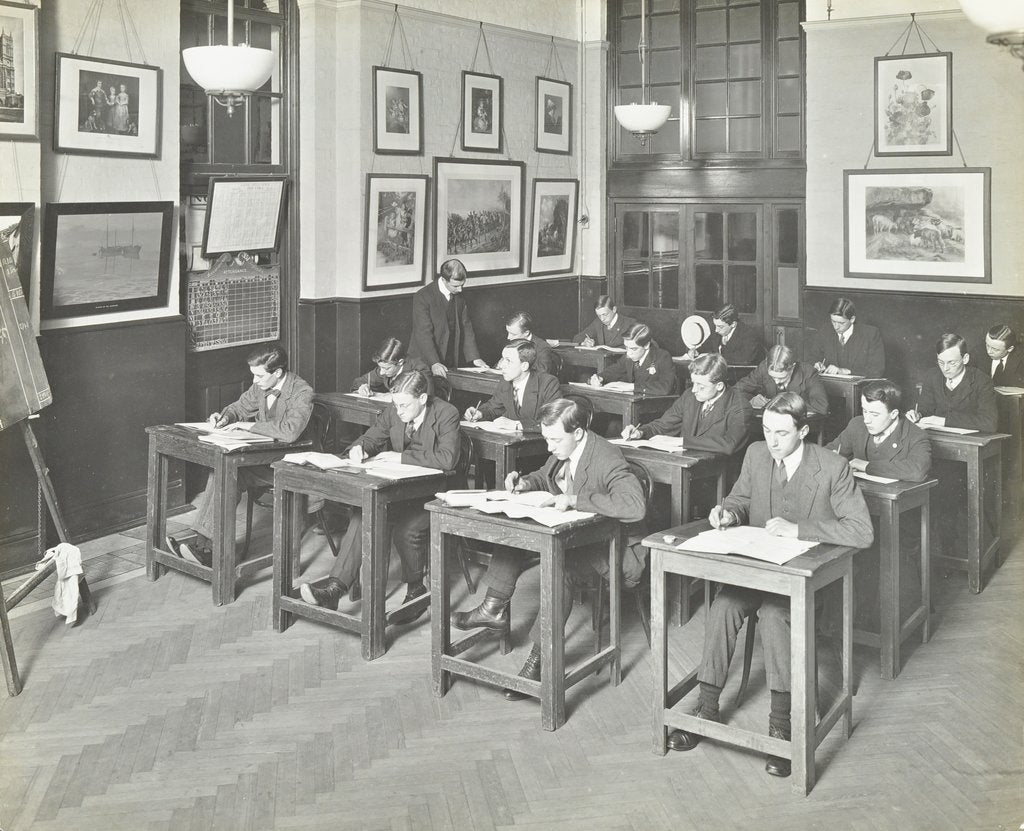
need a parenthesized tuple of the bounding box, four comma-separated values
(699, 586, 765, 688)
(758, 594, 792, 693)
(190, 465, 271, 540)
(483, 545, 530, 600)
(328, 511, 362, 586)
(391, 504, 429, 583)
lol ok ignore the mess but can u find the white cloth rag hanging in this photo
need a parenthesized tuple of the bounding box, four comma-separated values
(37, 542, 83, 625)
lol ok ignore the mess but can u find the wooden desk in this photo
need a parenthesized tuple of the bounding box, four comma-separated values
(563, 383, 677, 429)
(645, 520, 857, 796)
(819, 375, 871, 441)
(995, 391, 1023, 522)
(925, 429, 1010, 593)
(460, 426, 548, 487)
(145, 425, 309, 605)
(314, 391, 389, 429)
(272, 461, 447, 661)
(673, 356, 756, 387)
(428, 500, 623, 731)
(445, 368, 503, 399)
(552, 343, 624, 379)
(855, 477, 937, 680)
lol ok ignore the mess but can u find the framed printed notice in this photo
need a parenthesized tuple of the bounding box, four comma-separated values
(201, 176, 289, 257)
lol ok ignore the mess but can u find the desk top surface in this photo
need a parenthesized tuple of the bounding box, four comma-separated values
(923, 429, 1011, 448)
(460, 426, 549, 447)
(562, 383, 677, 404)
(314, 391, 390, 410)
(855, 476, 938, 501)
(272, 459, 447, 490)
(613, 442, 723, 469)
(146, 424, 309, 455)
(425, 498, 616, 536)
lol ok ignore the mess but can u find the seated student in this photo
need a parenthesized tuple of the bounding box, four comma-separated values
(351, 336, 433, 396)
(808, 297, 885, 377)
(463, 339, 562, 431)
(621, 353, 754, 456)
(450, 398, 645, 698)
(707, 303, 766, 366)
(906, 332, 998, 432)
(986, 323, 1024, 388)
(504, 310, 557, 377)
(735, 345, 830, 415)
(666, 392, 873, 777)
(167, 344, 313, 566)
(298, 371, 460, 623)
(589, 322, 678, 396)
(573, 295, 637, 348)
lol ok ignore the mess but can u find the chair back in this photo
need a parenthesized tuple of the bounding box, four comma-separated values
(309, 400, 334, 453)
(433, 375, 453, 402)
(547, 349, 564, 380)
(453, 430, 477, 489)
(624, 459, 655, 540)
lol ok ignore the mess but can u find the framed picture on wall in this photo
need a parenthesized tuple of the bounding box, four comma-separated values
(363, 173, 429, 291)
(41, 201, 174, 321)
(53, 53, 163, 159)
(461, 71, 503, 153)
(874, 52, 952, 156)
(528, 178, 578, 277)
(433, 157, 524, 278)
(202, 176, 289, 257)
(372, 66, 423, 155)
(844, 168, 990, 284)
(0, 203, 34, 297)
(0, 1, 39, 140)
(535, 77, 572, 155)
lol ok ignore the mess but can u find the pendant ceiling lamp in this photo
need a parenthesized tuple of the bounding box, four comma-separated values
(613, 0, 671, 146)
(957, 0, 1024, 71)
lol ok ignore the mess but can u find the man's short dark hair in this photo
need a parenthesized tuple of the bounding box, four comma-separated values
(935, 333, 966, 356)
(539, 398, 590, 433)
(766, 344, 795, 372)
(988, 323, 1017, 350)
(506, 310, 533, 333)
(828, 297, 856, 320)
(247, 343, 288, 373)
(714, 304, 739, 326)
(438, 258, 468, 283)
(690, 353, 727, 384)
(372, 337, 406, 364)
(861, 379, 902, 412)
(595, 295, 616, 312)
(391, 370, 430, 398)
(504, 338, 536, 369)
(764, 391, 809, 429)
(623, 322, 652, 348)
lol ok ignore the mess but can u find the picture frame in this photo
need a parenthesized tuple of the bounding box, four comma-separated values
(202, 176, 289, 257)
(433, 157, 525, 278)
(40, 201, 174, 320)
(844, 168, 990, 284)
(53, 53, 163, 159)
(363, 173, 429, 291)
(372, 66, 423, 155)
(461, 70, 503, 153)
(528, 178, 578, 277)
(535, 77, 572, 155)
(0, 202, 35, 296)
(874, 52, 952, 157)
(0, 1, 39, 141)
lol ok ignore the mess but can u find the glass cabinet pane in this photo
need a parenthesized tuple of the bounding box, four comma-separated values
(652, 213, 680, 255)
(694, 212, 724, 259)
(727, 212, 757, 260)
(180, 86, 209, 164)
(729, 4, 761, 41)
(695, 263, 723, 310)
(776, 208, 799, 264)
(623, 263, 650, 307)
(654, 263, 680, 309)
(730, 264, 757, 312)
(622, 212, 650, 258)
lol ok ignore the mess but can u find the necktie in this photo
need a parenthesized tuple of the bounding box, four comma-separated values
(775, 462, 788, 485)
(699, 401, 712, 421)
(993, 358, 1005, 383)
(404, 421, 416, 447)
(560, 460, 574, 494)
(265, 390, 278, 409)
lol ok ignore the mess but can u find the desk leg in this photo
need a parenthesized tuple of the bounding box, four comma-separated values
(609, 532, 622, 687)
(539, 539, 566, 731)
(842, 563, 853, 739)
(651, 550, 668, 755)
(966, 455, 982, 594)
(674, 472, 693, 627)
(921, 500, 931, 643)
(212, 463, 238, 606)
(273, 486, 293, 633)
(496, 448, 510, 490)
(146, 445, 165, 582)
(361, 492, 388, 661)
(791, 578, 815, 796)
(989, 453, 1003, 568)
(879, 503, 898, 681)
(431, 524, 452, 697)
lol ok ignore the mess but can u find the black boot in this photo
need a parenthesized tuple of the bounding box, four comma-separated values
(72, 576, 97, 627)
(299, 578, 347, 610)
(503, 644, 541, 701)
(452, 591, 509, 631)
(765, 690, 792, 777)
(388, 581, 428, 625)
(668, 682, 722, 751)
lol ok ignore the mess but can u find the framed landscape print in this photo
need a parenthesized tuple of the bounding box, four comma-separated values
(874, 52, 952, 156)
(535, 77, 571, 155)
(53, 53, 163, 159)
(363, 173, 429, 291)
(844, 168, 990, 284)
(41, 201, 174, 320)
(433, 157, 525, 278)
(0, 202, 34, 296)
(461, 71, 503, 153)
(372, 66, 423, 155)
(0, 1, 39, 140)
(528, 178, 578, 277)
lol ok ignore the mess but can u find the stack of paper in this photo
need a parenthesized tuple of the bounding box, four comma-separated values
(198, 429, 276, 450)
(568, 381, 635, 393)
(677, 526, 818, 565)
(456, 366, 502, 374)
(853, 470, 898, 484)
(363, 461, 443, 479)
(994, 386, 1024, 395)
(919, 423, 978, 435)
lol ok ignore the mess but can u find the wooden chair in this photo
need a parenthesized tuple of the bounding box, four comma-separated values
(546, 348, 564, 380)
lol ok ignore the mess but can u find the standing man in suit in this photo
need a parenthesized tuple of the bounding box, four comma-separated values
(574, 295, 637, 348)
(735, 345, 830, 415)
(408, 258, 490, 379)
(298, 371, 461, 624)
(907, 332, 998, 432)
(809, 297, 885, 378)
(167, 344, 313, 566)
(351, 336, 434, 396)
(667, 392, 872, 778)
(504, 310, 558, 377)
(464, 339, 562, 432)
(986, 323, 1024, 388)
(450, 398, 645, 698)
(590, 322, 678, 396)
(708, 303, 766, 366)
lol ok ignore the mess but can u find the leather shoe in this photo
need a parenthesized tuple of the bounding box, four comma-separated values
(765, 723, 791, 777)
(388, 582, 428, 625)
(299, 578, 347, 610)
(503, 644, 541, 701)
(179, 540, 213, 568)
(452, 594, 509, 631)
(667, 702, 721, 751)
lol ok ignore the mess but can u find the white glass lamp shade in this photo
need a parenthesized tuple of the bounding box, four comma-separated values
(957, 1, 1024, 33)
(182, 44, 274, 94)
(613, 103, 672, 134)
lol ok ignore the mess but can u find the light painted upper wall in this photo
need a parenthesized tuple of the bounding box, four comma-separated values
(806, 1, 959, 22)
(391, 0, 580, 40)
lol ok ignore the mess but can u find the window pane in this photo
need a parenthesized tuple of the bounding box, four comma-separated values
(777, 77, 800, 114)
(776, 209, 799, 264)
(696, 82, 727, 116)
(212, 103, 246, 163)
(619, 56, 641, 87)
(652, 213, 679, 254)
(620, 0, 642, 15)
(248, 0, 281, 10)
(778, 1, 800, 38)
(696, 9, 727, 43)
(618, 122, 651, 155)
(696, 46, 727, 80)
(654, 263, 680, 309)
(649, 119, 680, 154)
(694, 212, 723, 260)
(728, 212, 757, 260)
(728, 5, 760, 41)
(181, 10, 207, 51)
(776, 114, 800, 151)
(777, 39, 800, 76)
(729, 42, 761, 78)
(648, 82, 678, 112)
(622, 212, 650, 258)
(695, 263, 724, 311)
(180, 87, 209, 164)
(251, 95, 281, 164)
(696, 0, 724, 7)
(620, 18, 641, 50)
(730, 264, 757, 313)
(650, 49, 682, 84)
(650, 15, 681, 48)
(695, 119, 726, 153)
(652, 0, 682, 11)
(728, 116, 761, 151)
(623, 264, 650, 307)
(777, 266, 800, 318)
(729, 80, 761, 115)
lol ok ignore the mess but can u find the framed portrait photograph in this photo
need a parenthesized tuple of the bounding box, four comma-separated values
(535, 77, 572, 155)
(461, 71, 503, 153)
(53, 53, 163, 159)
(0, 1, 39, 140)
(0, 202, 35, 296)
(528, 178, 578, 277)
(874, 52, 952, 156)
(844, 168, 990, 284)
(202, 176, 289, 257)
(363, 173, 429, 291)
(372, 66, 423, 155)
(433, 157, 525, 278)
(41, 201, 174, 320)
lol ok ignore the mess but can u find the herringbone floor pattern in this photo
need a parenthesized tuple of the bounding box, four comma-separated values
(1, 515, 1021, 831)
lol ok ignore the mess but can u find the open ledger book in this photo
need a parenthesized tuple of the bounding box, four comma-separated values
(677, 526, 818, 565)
(610, 435, 686, 452)
(282, 452, 441, 479)
(436, 489, 595, 528)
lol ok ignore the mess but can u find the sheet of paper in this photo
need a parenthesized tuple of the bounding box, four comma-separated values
(994, 386, 1024, 395)
(818, 371, 865, 380)
(197, 435, 254, 451)
(611, 435, 686, 452)
(853, 470, 899, 484)
(460, 420, 521, 433)
(456, 366, 502, 374)
(473, 500, 595, 528)
(676, 526, 818, 565)
(344, 392, 393, 403)
(576, 345, 626, 353)
(223, 421, 256, 431)
(176, 421, 214, 431)
(435, 490, 490, 507)
(919, 423, 978, 435)
(200, 428, 274, 443)
(282, 452, 353, 470)
(483, 490, 555, 507)
(603, 381, 635, 392)
(363, 461, 443, 479)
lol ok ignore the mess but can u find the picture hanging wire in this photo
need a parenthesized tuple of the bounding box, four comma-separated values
(372, 6, 423, 175)
(448, 23, 513, 161)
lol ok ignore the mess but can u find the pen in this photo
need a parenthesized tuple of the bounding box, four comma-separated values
(509, 471, 520, 492)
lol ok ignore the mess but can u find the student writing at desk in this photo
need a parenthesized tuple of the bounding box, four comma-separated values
(906, 332, 998, 432)
(451, 398, 645, 699)
(351, 337, 433, 396)
(666, 393, 872, 778)
(808, 297, 885, 377)
(707, 303, 766, 366)
(298, 371, 461, 623)
(734, 345, 829, 415)
(504, 310, 557, 377)
(589, 323, 678, 395)
(573, 294, 636, 348)
(463, 339, 561, 431)
(166, 344, 313, 566)
(986, 323, 1024, 388)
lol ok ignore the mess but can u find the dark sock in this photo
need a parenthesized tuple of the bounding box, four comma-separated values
(769, 689, 791, 734)
(698, 681, 723, 717)
(485, 587, 511, 603)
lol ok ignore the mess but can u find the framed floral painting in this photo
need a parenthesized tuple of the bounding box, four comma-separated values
(874, 52, 952, 156)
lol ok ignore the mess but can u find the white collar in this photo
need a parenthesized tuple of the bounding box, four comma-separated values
(872, 415, 901, 445)
(438, 280, 452, 301)
(267, 376, 285, 395)
(512, 371, 530, 394)
(605, 313, 619, 330)
(777, 440, 804, 480)
(839, 324, 854, 345)
(409, 406, 428, 431)
(701, 388, 725, 410)
(635, 346, 651, 366)
(945, 368, 966, 390)
(567, 431, 588, 479)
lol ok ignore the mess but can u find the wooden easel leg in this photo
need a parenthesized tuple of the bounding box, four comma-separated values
(0, 584, 22, 696)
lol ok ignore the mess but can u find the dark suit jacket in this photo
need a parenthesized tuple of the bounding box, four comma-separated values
(724, 442, 873, 548)
(598, 341, 679, 396)
(350, 356, 434, 395)
(350, 398, 461, 473)
(707, 321, 766, 366)
(827, 416, 931, 482)
(916, 366, 998, 432)
(221, 371, 313, 443)
(573, 314, 637, 348)
(735, 361, 830, 415)
(991, 349, 1024, 388)
(521, 431, 645, 523)
(810, 323, 885, 377)
(529, 334, 558, 377)
(638, 386, 754, 456)
(478, 372, 562, 430)
(408, 281, 481, 367)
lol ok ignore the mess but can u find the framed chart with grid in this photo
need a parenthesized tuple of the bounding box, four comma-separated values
(186, 263, 280, 352)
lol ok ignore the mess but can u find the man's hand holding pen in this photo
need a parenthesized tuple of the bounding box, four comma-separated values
(505, 471, 530, 493)
(708, 505, 736, 530)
